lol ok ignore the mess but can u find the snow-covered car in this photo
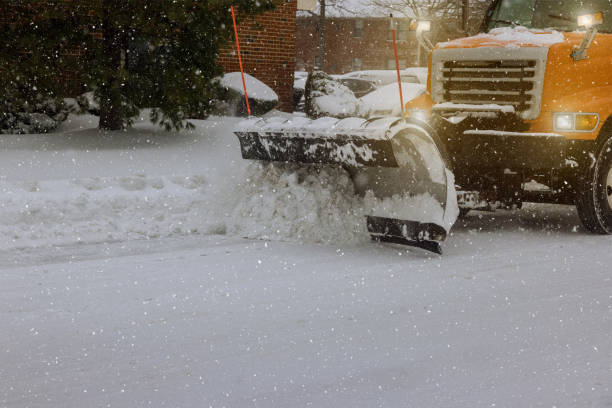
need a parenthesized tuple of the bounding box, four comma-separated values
(401, 67, 428, 85)
(219, 72, 278, 116)
(360, 82, 426, 117)
(335, 69, 427, 98)
(339, 70, 421, 87)
(337, 77, 376, 98)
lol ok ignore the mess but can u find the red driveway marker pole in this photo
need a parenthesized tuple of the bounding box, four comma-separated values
(231, 5, 251, 115)
(391, 15, 404, 115)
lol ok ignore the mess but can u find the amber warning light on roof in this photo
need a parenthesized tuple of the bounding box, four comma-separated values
(577, 11, 604, 27)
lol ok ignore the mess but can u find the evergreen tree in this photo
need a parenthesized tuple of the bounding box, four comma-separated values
(0, 0, 277, 131)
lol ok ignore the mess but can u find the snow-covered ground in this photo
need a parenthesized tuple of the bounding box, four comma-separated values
(1, 114, 611, 407)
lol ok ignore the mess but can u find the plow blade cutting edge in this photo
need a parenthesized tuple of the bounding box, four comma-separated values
(234, 116, 457, 254)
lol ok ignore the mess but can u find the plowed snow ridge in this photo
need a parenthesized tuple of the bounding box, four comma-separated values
(1, 115, 452, 250)
(2, 164, 449, 250)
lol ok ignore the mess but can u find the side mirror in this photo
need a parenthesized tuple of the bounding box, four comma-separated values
(572, 12, 604, 61)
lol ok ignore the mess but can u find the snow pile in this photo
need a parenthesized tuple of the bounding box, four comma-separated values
(0, 175, 224, 250)
(439, 26, 565, 48)
(360, 83, 425, 116)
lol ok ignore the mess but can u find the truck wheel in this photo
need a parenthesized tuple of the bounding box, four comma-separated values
(576, 137, 612, 234)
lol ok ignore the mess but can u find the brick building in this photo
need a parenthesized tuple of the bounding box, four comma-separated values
(219, 0, 297, 111)
(296, 16, 420, 74)
(295, 0, 493, 75)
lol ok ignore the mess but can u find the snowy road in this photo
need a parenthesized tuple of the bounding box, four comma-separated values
(1, 115, 611, 407)
(1, 206, 611, 408)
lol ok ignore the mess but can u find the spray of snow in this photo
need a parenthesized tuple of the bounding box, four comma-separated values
(223, 163, 368, 244)
(223, 162, 454, 244)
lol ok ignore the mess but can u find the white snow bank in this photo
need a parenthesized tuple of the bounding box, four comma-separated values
(221, 72, 278, 102)
(439, 26, 565, 48)
(360, 83, 425, 116)
(0, 176, 224, 250)
(0, 162, 454, 250)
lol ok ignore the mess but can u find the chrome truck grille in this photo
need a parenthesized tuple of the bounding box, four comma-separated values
(431, 47, 549, 120)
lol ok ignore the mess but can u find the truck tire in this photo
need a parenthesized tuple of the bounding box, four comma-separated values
(575, 136, 612, 234)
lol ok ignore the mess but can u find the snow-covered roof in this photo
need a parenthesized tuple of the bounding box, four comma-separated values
(297, 0, 414, 19)
(221, 72, 278, 102)
(360, 82, 425, 116)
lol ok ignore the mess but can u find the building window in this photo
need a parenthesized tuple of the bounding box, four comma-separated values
(314, 55, 322, 69)
(352, 58, 363, 71)
(388, 19, 409, 42)
(387, 59, 407, 69)
(354, 20, 364, 38)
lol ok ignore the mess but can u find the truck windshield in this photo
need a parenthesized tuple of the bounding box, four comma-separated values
(487, 0, 612, 33)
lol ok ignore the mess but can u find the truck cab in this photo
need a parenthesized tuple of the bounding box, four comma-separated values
(408, 0, 612, 234)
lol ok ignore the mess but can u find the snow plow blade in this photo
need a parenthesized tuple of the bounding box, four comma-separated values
(234, 115, 458, 254)
(367, 216, 447, 255)
(235, 116, 402, 167)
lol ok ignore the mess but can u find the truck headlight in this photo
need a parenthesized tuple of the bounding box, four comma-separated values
(553, 112, 599, 132)
(554, 113, 574, 131)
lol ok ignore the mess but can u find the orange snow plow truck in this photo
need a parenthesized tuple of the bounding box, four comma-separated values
(408, 0, 612, 234)
(235, 0, 612, 253)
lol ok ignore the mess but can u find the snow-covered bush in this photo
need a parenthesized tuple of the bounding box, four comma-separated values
(218, 72, 278, 116)
(0, 96, 71, 134)
(76, 92, 100, 116)
(305, 71, 363, 119)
